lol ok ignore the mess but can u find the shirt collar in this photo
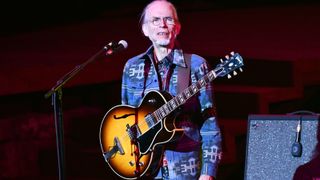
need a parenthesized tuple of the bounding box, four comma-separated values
(142, 46, 187, 68)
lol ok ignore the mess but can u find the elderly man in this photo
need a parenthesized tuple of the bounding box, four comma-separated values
(121, 0, 222, 179)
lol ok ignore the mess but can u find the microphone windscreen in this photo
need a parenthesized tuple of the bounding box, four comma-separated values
(118, 40, 128, 49)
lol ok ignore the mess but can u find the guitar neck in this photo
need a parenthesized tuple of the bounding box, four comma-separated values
(152, 66, 223, 122)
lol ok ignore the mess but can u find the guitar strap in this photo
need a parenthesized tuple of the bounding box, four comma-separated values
(177, 53, 191, 93)
(159, 54, 191, 177)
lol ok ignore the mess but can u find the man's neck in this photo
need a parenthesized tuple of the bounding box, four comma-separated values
(153, 45, 173, 62)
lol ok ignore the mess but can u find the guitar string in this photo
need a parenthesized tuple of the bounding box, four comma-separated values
(116, 78, 202, 143)
(114, 66, 225, 149)
(116, 71, 216, 145)
(108, 63, 236, 159)
(117, 72, 209, 143)
(107, 56, 241, 156)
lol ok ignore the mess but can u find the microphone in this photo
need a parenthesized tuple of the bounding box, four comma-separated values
(104, 40, 128, 55)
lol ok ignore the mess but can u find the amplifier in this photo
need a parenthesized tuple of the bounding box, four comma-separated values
(245, 114, 319, 180)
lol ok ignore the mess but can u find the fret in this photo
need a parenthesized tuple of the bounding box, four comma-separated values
(173, 97, 179, 106)
(159, 109, 164, 119)
(166, 102, 172, 112)
(168, 100, 173, 109)
(160, 107, 165, 117)
(172, 97, 180, 107)
(145, 115, 152, 127)
(170, 99, 176, 109)
(151, 113, 158, 124)
(145, 114, 153, 127)
(189, 87, 195, 95)
(196, 82, 201, 89)
(204, 75, 210, 83)
(184, 88, 191, 98)
(153, 111, 158, 121)
(155, 110, 161, 120)
(178, 94, 185, 103)
(199, 78, 206, 87)
(207, 71, 212, 80)
(191, 84, 198, 94)
(163, 104, 169, 115)
(182, 92, 188, 101)
(208, 70, 216, 81)
(166, 104, 171, 113)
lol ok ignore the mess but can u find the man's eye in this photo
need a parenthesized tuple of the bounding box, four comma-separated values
(166, 17, 173, 21)
(152, 18, 161, 22)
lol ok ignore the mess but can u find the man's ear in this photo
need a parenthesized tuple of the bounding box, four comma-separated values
(142, 24, 149, 37)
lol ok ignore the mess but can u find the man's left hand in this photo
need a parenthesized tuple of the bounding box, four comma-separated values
(199, 175, 215, 180)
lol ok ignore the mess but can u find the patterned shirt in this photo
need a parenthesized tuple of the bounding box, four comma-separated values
(121, 46, 222, 179)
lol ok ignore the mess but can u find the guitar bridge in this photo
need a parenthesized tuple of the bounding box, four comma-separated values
(126, 124, 141, 140)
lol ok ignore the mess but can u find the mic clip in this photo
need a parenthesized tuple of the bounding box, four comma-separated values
(103, 40, 128, 55)
(291, 119, 302, 157)
(104, 41, 117, 49)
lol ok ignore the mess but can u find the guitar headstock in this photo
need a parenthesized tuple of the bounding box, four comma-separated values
(215, 52, 244, 78)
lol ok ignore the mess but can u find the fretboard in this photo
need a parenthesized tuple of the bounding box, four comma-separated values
(151, 66, 222, 123)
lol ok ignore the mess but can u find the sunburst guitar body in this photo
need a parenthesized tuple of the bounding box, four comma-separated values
(100, 91, 183, 179)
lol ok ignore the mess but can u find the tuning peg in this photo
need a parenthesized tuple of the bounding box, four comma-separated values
(220, 58, 223, 63)
(230, 51, 235, 56)
(233, 71, 237, 76)
(225, 55, 230, 59)
(227, 74, 232, 79)
(239, 67, 243, 72)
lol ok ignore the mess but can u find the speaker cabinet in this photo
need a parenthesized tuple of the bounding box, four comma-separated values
(245, 114, 319, 180)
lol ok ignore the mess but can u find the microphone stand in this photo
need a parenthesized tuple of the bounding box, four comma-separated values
(44, 47, 108, 180)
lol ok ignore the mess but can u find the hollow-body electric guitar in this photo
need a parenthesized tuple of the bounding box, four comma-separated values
(99, 52, 244, 179)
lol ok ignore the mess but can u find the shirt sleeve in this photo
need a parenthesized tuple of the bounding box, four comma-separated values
(121, 62, 130, 105)
(195, 59, 222, 178)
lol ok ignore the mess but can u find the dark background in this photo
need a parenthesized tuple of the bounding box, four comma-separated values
(1, 0, 320, 179)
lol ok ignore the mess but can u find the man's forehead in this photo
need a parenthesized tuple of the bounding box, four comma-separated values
(145, 1, 175, 17)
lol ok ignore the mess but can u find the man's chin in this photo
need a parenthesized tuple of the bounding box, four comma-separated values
(155, 40, 171, 47)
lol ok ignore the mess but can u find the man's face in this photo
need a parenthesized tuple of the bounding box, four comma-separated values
(142, 1, 181, 48)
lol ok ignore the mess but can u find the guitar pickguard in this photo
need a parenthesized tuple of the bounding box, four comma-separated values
(137, 122, 162, 154)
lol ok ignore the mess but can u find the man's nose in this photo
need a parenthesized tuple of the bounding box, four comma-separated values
(158, 18, 168, 27)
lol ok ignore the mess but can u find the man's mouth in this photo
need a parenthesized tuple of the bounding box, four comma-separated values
(157, 32, 169, 36)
